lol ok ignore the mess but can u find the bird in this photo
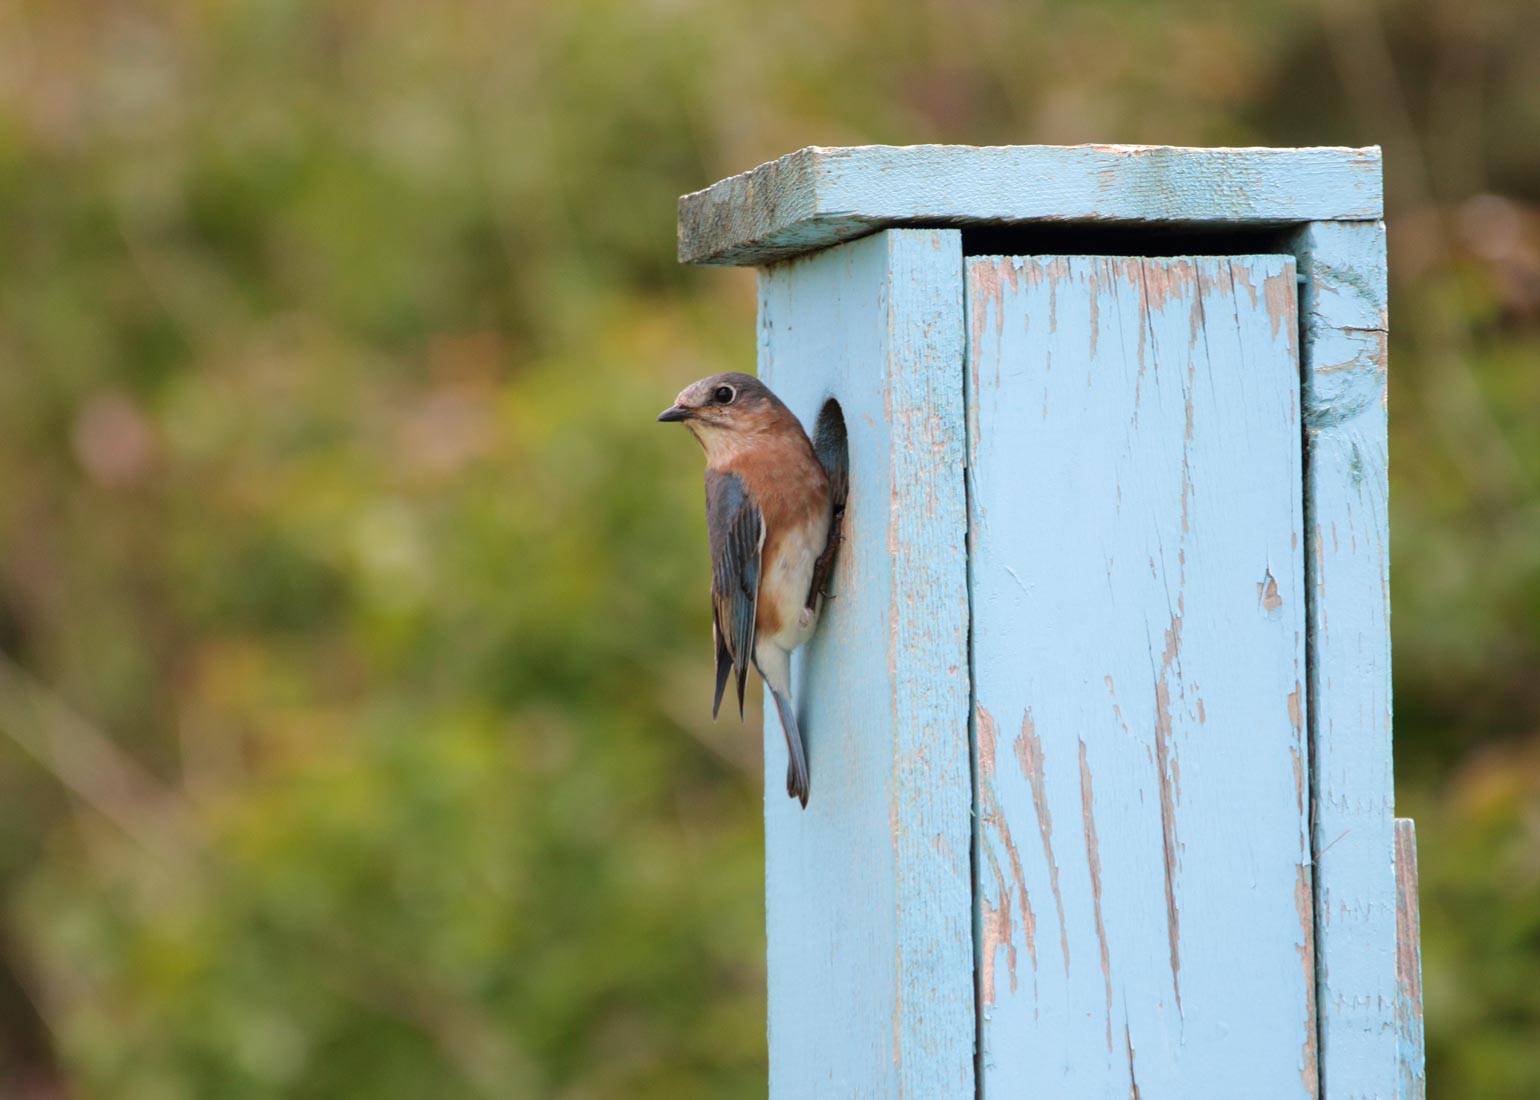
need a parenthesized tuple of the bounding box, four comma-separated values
(658, 372, 842, 807)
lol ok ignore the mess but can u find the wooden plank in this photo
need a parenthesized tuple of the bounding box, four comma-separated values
(967, 254, 1315, 1098)
(758, 228, 974, 1099)
(1393, 819, 1426, 1100)
(680, 145, 1384, 266)
(1289, 219, 1398, 1099)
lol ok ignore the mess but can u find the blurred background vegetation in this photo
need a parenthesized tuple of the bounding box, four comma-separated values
(0, 0, 1535, 1096)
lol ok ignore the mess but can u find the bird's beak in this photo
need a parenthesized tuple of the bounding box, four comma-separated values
(656, 405, 692, 423)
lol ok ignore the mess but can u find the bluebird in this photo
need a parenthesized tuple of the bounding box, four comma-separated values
(658, 372, 843, 807)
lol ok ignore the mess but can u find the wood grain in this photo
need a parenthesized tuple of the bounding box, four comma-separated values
(967, 254, 1315, 1098)
(759, 229, 974, 1099)
(679, 145, 1383, 266)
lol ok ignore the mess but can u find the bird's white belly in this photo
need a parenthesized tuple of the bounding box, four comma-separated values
(762, 513, 829, 652)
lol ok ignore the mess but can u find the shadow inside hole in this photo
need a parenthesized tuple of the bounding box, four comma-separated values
(813, 398, 849, 523)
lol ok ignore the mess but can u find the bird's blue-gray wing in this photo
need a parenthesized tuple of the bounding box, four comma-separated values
(705, 470, 762, 719)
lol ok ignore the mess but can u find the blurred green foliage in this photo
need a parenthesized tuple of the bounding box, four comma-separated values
(0, 0, 1536, 1096)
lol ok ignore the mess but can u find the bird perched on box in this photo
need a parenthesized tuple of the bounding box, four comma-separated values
(658, 372, 845, 807)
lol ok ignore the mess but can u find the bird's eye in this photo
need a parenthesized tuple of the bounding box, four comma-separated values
(714, 385, 736, 404)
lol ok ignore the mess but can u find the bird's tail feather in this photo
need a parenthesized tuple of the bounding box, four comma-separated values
(768, 685, 810, 808)
(712, 656, 730, 722)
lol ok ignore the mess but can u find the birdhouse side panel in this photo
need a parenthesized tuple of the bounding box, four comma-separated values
(758, 228, 974, 1100)
(1291, 219, 1398, 1100)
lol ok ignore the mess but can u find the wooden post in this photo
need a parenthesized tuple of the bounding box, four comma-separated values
(679, 145, 1418, 1100)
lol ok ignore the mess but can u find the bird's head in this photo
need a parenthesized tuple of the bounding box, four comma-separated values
(657, 372, 788, 459)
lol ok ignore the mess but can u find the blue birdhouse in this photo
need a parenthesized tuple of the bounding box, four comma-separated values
(679, 145, 1422, 1100)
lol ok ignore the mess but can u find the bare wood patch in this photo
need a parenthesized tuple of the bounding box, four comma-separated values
(1015, 710, 1070, 975)
(1079, 740, 1113, 1051)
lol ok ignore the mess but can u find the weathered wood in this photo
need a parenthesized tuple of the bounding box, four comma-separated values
(680, 145, 1383, 266)
(1289, 219, 1398, 1100)
(759, 228, 974, 1099)
(966, 254, 1314, 1098)
(1393, 819, 1425, 1100)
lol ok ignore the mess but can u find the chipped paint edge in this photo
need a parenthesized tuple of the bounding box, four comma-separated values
(1394, 819, 1426, 1100)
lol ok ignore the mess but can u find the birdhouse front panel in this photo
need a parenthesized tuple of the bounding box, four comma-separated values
(968, 254, 1313, 1098)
